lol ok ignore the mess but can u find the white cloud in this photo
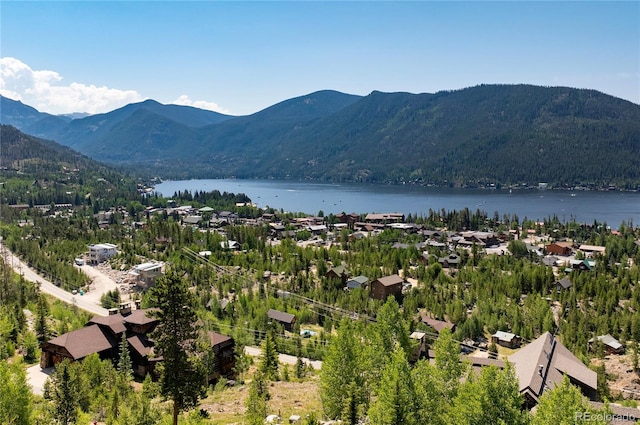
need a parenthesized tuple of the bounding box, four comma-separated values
(0, 57, 144, 114)
(171, 95, 230, 114)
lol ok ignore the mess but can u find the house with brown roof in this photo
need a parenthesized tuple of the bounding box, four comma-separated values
(40, 304, 160, 377)
(267, 309, 297, 332)
(545, 242, 573, 256)
(508, 332, 597, 408)
(205, 331, 236, 381)
(40, 325, 116, 368)
(421, 314, 456, 334)
(370, 274, 404, 300)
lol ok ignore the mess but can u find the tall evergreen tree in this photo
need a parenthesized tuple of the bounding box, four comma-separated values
(244, 370, 270, 425)
(117, 332, 133, 380)
(259, 330, 279, 380)
(34, 292, 50, 343)
(52, 360, 79, 425)
(150, 269, 205, 425)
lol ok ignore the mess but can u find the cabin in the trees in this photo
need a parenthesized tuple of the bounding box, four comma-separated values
(420, 314, 456, 334)
(555, 276, 572, 292)
(346, 275, 369, 290)
(206, 331, 237, 381)
(491, 330, 521, 348)
(325, 265, 350, 284)
(589, 334, 625, 355)
(267, 309, 297, 332)
(370, 274, 404, 300)
(438, 254, 461, 269)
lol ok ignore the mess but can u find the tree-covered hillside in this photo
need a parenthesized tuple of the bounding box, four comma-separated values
(3, 85, 639, 188)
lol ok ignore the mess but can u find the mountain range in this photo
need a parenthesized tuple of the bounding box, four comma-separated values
(2, 84, 639, 188)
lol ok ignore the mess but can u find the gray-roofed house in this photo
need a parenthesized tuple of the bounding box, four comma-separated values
(491, 330, 521, 348)
(267, 309, 297, 332)
(438, 254, 461, 269)
(346, 275, 369, 290)
(555, 276, 572, 292)
(509, 332, 597, 408)
(589, 334, 625, 355)
(183, 215, 203, 226)
(325, 265, 350, 284)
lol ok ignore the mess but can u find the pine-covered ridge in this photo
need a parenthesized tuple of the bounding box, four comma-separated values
(2, 84, 640, 188)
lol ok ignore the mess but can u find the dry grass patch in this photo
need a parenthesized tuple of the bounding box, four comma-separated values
(199, 374, 322, 424)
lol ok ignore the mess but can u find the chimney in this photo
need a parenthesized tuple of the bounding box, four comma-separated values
(135, 300, 141, 310)
(108, 308, 118, 316)
(119, 302, 132, 315)
(538, 365, 544, 376)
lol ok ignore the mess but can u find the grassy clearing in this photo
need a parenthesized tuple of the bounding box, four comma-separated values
(199, 370, 322, 424)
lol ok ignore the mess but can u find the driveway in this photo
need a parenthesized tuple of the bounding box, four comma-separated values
(26, 364, 54, 396)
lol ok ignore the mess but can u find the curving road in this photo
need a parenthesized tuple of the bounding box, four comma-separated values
(0, 241, 109, 316)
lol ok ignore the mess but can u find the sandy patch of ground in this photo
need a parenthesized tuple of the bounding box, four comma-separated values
(593, 353, 640, 400)
(77, 261, 138, 305)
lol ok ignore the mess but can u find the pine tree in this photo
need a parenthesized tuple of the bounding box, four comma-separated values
(117, 332, 133, 380)
(52, 360, 78, 425)
(244, 371, 270, 425)
(259, 330, 279, 380)
(150, 269, 205, 425)
(34, 293, 50, 343)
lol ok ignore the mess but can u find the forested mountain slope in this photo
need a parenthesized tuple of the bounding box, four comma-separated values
(3, 85, 639, 187)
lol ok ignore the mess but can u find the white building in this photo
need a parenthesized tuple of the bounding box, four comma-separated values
(88, 243, 117, 264)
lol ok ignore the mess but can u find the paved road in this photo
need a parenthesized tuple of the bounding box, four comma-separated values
(245, 346, 323, 370)
(0, 241, 108, 316)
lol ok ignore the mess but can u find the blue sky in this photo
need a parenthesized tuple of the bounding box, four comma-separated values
(1, 1, 638, 115)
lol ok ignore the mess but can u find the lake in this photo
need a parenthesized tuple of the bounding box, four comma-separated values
(154, 179, 640, 229)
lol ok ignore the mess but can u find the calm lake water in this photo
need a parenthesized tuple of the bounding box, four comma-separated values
(154, 179, 640, 229)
